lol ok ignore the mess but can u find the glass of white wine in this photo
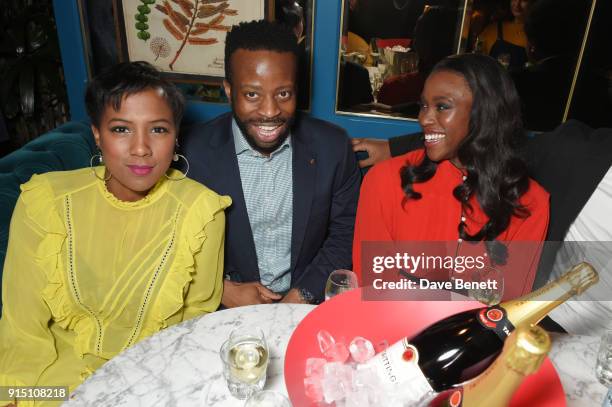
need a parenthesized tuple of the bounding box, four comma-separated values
(325, 269, 359, 301)
(220, 326, 269, 400)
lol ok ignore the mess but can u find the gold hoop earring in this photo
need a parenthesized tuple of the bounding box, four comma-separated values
(90, 153, 112, 181)
(165, 153, 189, 181)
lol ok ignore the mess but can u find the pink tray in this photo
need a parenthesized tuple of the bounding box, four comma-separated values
(285, 288, 565, 406)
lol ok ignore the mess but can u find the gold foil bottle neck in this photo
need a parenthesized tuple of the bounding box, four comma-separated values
(505, 325, 551, 375)
(563, 262, 599, 295)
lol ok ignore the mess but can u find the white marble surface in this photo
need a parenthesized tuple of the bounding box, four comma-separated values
(64, 304, 313, 407)
(549, 333, 607, 407)
(63, 304, 608, 407)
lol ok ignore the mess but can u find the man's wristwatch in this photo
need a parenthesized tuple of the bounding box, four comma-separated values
(297, 287, 317, 304)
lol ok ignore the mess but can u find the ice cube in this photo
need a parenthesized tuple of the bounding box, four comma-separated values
(305, 357, 327, 378)
(322, 362, 353, 403)
(352, 364, 381, 390)
(304, 376, 324, 402)
(322, 371, 344, 402)
(345, 388, 371, 407)
(324, 341, 350, 363)
(317, 330, 336, 354)
(349, 337, 375, 363)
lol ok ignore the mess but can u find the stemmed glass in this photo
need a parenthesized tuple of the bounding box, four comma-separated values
(596, 331, 612, 406)
(467, 265, 505, 306)
(371, 71, 383, 103)
(325, 269, 358, 300)
(369, 64, 388, 103)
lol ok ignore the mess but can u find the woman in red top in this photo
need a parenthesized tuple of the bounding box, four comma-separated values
(353, 54, 549, 299)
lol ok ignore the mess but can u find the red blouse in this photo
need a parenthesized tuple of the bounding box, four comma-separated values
(353, 149, 550, 299)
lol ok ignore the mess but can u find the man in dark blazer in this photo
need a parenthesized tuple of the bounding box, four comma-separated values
(181, 20, 360, 307)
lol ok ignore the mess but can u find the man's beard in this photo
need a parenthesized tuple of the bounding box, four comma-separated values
(232, 103, 295, 155)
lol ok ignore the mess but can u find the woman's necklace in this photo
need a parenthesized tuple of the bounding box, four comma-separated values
(455, 174, 468, 257)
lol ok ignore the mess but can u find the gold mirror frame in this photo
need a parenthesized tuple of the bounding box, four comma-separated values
(563, 0, 597, 122)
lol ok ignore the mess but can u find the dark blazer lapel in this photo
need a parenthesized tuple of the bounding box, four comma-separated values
(290, 131, 317, 272)
(212, 116, 260, 280)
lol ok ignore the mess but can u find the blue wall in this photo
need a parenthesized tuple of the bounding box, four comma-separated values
(53, 0, 422, 139)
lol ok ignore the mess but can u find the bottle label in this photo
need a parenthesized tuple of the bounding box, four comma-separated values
(365, 338, 435, 403)
(448, 389, 463, 407)
(429, 388, 464, 407)
(477, 305, 515, 339)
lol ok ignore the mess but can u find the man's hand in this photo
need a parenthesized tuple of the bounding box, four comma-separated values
(351, 138, 391, 168)
(280, 288, 309, 304)
(221, 280, 282, 308)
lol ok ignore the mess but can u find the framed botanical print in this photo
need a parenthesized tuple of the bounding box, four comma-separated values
(114, 0, 272, 82)
(78, 0, 314, 108)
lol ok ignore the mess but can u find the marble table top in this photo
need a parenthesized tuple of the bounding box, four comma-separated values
(64, 304, 312, 407)
(64, 304, 607, 407)
(549, 333, 607, 407)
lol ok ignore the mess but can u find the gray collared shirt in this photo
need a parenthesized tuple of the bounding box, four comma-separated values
(232, 119, 293, 293)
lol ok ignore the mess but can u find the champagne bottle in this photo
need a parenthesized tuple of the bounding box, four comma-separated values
(364, 262, 597, 403)
(430, 324, 551, 407)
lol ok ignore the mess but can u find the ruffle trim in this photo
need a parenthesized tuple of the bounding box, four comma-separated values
(20, 175, 93, 359)
(21, 175, 231, 356)
(141, 193, 231, 337)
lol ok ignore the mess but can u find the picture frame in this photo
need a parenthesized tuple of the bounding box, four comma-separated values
(113, 0, 273, 84)
(77, 0, 314, 109)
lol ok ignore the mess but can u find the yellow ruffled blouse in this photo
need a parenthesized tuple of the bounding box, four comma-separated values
(0, 168, 231, 406)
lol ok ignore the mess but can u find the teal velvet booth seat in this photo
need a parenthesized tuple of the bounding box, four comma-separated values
(0, 121, 96, 312)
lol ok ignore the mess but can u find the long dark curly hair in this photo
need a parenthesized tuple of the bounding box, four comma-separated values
(400, 54, 530, 247)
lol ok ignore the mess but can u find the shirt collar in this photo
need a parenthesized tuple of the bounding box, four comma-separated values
(232, 118, 292, 157)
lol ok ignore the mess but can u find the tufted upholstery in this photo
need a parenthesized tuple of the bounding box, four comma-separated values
(0, 121, 96, 311)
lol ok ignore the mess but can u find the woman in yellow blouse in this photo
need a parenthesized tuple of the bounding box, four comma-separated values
(0, 62, 231, 406)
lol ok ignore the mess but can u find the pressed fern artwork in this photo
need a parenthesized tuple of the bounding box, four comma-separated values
(155, 0, 235, 69)
(120, 0, 263, 77)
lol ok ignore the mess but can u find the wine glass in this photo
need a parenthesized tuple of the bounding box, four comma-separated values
(370, 71, 383, 103)
(596, 330, 612, 406)
(467, 265, 505, 306)
(325, 269, 358, 300)
(223, 326, 269, 399)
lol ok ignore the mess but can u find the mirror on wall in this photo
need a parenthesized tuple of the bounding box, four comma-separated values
(336, 0, 466, 120)
(565, 0, 612, 129)
(336, 0, 611, 132)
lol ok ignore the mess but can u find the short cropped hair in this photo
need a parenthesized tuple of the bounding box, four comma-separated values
(224, 19, 299, 83)
(85, 61, 185, 128)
